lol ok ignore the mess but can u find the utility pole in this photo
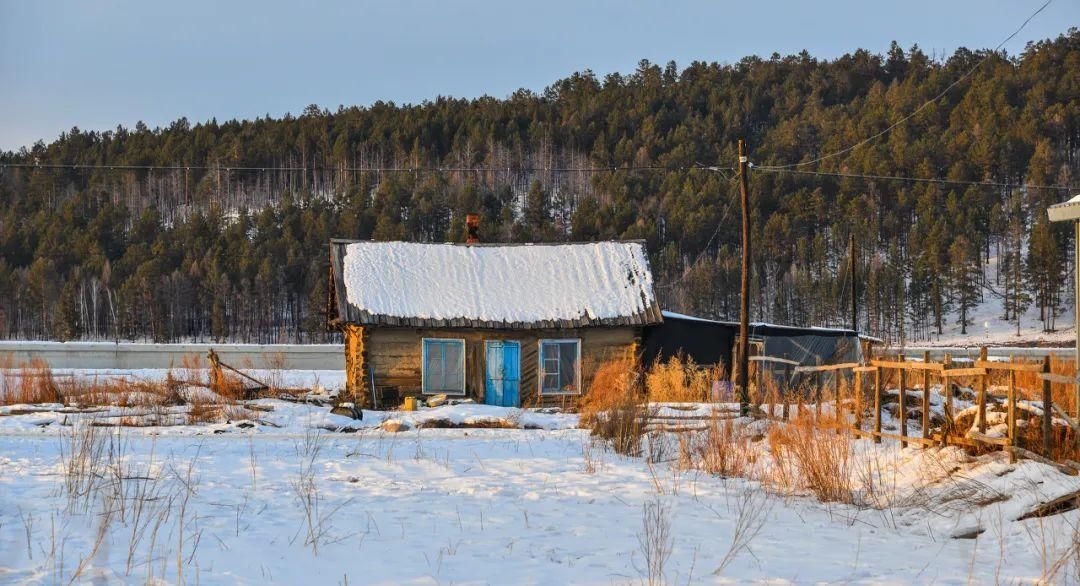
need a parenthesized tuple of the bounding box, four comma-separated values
(849, 232, 857, 333)
(737, 139, 751, 416)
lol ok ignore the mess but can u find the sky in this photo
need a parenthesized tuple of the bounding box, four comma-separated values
(1, 0, 1077, 152)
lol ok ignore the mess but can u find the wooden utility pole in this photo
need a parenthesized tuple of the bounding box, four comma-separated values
(849, 233, 857, 333)
(737, 139, 751, 416)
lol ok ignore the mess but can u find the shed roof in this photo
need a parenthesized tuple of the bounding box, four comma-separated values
(328, 240, 662, 329)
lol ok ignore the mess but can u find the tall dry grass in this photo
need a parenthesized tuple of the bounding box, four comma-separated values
(645, 355, 725, 403)
(580, 353, 646, 456)
(766, 416, 855, 502)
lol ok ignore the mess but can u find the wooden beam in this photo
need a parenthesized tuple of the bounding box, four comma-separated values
(974, 360, 1044, 372)
(939, 367, 988, 378)
(871, 359, 943, 371)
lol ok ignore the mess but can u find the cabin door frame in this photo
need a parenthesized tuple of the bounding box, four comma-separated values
(484, 340, 521, 407)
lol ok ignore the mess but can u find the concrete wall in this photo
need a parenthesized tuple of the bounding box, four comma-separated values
(0, 342, 344, 370)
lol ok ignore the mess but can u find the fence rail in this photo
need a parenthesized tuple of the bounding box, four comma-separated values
(753, 346, 1079, 468)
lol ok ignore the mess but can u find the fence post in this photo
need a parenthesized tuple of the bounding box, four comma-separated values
(782, 364, 791, 420)
(874, 365, 882, 444)
(815, 358, 823, 420)
(834, 366, 842, 434)
(1043, 355, 1053, 457)
(1008, 354, 1017, 464)
(977, 346, 988, 435)
(854, 367, 863, 431)
(942, 353, 953, 448)
(922, 350, 931, 441)
(898, 355, 907, 448)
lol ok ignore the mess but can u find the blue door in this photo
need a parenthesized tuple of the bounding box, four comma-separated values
(485, 341, 520, 407)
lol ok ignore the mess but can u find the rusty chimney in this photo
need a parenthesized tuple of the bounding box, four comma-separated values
(465, 213, 480, 244)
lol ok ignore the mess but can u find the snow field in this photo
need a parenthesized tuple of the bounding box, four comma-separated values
(1, 403, 1078, 583)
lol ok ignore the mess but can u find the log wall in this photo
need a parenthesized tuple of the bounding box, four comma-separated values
(348, 326, 640, 408)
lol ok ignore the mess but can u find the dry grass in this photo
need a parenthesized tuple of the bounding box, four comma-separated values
(681, 415, 758, 479)
(645, 355, 724, 403)
(0, 355, 64, 404)
(0, 353, 255, 425)
(580, 353, 646, 456)
(766, 416, 854, 503)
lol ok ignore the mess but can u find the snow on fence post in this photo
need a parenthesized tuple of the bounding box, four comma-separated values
(1043, 356, 1053, 457)
(922, 350, 931, 441)
(1008, 354, 1018, 464)
(977, 347, 988, 435)
(873, 364, 882, 444)
(899, 355, 907, 448)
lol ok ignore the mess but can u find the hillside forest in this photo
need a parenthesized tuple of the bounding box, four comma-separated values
(1, 32, 1079, 344)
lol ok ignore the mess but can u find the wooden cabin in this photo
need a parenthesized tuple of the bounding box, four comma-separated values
(327, 239, 662, 408)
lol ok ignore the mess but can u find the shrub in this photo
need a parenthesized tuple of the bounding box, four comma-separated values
(580, 353, 645, 456)
(645, 355, 723, 403)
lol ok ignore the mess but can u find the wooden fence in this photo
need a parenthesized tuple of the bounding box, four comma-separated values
(755, 347, 1080, 472)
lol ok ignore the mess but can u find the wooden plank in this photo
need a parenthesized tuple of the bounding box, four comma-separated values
(871, 359, 943, 372)
(966, 430, 1010, 446)
(1038, 372, 1076, 385)
(749, 355, 800, 366)
(853, 366, 877, 373)
(974, 360, 1044, 372)
(939, 367, 988, 378)
(793, 362, 860, 373)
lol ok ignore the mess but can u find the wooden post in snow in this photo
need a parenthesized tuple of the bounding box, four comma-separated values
(898, 354, 907, 448)
(1008, 354, 1018, 464)
(873, 365, 882, 444)
(854, 367, 863, 431)
(922, 350, 931, 441)
(942, 353, 953, 448)
(977, 346, 989, 435)
(834, 366, 842, 434)
(1043, 355, 1053, 457)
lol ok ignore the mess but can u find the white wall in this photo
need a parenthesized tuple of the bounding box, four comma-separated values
(0, 342, 344, 370)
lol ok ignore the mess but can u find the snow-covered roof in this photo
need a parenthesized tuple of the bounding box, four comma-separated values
(329, 240, 661, 329)
(659, 310, 861, 337)
(1047, 194, 1080, 222)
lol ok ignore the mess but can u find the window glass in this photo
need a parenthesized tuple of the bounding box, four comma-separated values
(539, 340, 580, 394)
(423, 339, 465, 394)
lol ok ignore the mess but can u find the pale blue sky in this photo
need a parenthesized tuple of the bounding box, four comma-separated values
(1, 0, 1077, 151)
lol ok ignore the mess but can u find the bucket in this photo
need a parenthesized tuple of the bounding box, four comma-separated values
(403, 396, 418, 411)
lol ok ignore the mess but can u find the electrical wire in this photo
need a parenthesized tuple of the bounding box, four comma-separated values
(752, 166, 1079, 192)
(757, 0, 1054, 171)
(0, 162, 732, 174)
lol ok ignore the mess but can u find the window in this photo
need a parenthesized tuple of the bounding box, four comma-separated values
(422, 338, 466, 395)
(539, 339, 581, 395)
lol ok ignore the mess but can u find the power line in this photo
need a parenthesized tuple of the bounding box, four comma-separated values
(757, 0, 1054, 171)
(0, 162, 732, 174)
(754, 166, 1079, 192)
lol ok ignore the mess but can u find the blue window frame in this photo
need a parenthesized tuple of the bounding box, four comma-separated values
(538, 339, 581, 395)
(422, 338, 466, 395)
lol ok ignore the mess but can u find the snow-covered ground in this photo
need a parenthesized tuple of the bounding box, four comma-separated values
(2, 370, 1079, 583)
